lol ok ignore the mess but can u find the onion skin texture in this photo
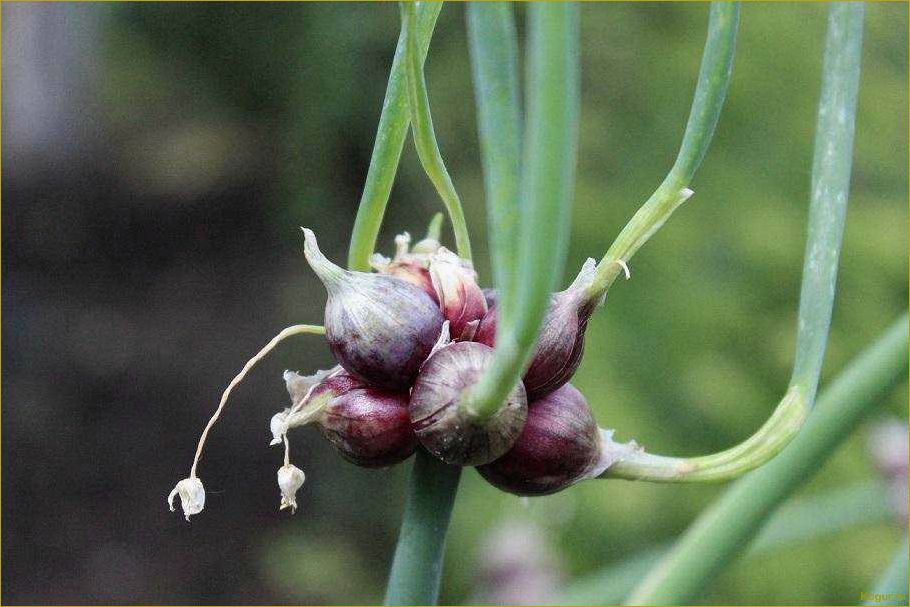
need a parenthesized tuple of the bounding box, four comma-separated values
(409, 342, 528, 466)
(428, 248, 487, 340)
(473, 260, 599, 400)
(303, 228, 444, 390)
(385, 261, 438, 304)
(311, 371, 417, 468)
(477, 383, 601, 496)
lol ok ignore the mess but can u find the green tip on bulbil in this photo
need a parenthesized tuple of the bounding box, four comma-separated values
(301, 227, 346, 287)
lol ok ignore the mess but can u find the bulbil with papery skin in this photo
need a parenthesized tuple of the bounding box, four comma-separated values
(474, 259, 602, 400)
(477, 382, 606, 496)
(409, 341, 528, 466)
(303, 228, 444, 390)
(372, 232, 487, 340)
(280, 368, 417, 468)
(370, 231, 441, 304)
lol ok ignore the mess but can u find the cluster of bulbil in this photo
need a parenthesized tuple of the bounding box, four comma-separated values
(169, 227, 631, 521)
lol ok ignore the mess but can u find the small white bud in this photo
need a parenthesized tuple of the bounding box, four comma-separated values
(277, 464, 305, 513)
(270, 410, 289, 446)
(168, 477, 205, 521)
(369, 252, 392, 273)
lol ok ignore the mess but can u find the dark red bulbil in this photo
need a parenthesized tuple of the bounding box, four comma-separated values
(477, 382, 602, 496)
(311, 371, 417, 468)
(303, 228, 444, 390)
(473, 289, 597, 401)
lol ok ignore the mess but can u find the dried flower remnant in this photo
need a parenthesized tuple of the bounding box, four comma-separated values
(277, 464, 306, 513)
(167, 477, 205, 521)
(370, 231, 441, 303)
(167, 323, 325, 521)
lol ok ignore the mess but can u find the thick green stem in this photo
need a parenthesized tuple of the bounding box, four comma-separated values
(349, 7, 462, 604)
(589, 2, 739, 298)
(383, 451, 461, 606)
(864, 536, 910, 606)
(467, 2, 522, 319)
(347, 3, 442, 271)
(558, 480, 895, 605)
(401, 1, 472, 260)
(601, 2, 863, 483)
(625, 312, 907, 605)
(462, 2, 580, 421)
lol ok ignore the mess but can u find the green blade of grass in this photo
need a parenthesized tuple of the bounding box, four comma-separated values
(467, 2, 522, 317)
(462, 1, 580, 420)
(401, 1, 472, 260)
(347, 2, 442, 271)
(625, 311, 906, 605)
(589, 2, 739, 298)
(601, 1, 864, 483)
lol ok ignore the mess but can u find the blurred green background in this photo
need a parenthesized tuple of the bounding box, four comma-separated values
(2, 2, 906, 604)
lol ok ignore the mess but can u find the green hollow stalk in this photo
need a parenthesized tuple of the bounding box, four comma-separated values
(557, 480, 894, 605)
(462, 2, 580, 421)
(864, 536, 910, 606)
(401, 1, 472, 260)
(588, 2, 739, 299)
(347, 2, 442, 271)
(467, 2, 523, 320)
(601, 2, 863, 483)
(383, 450, 461, 605)
(625, 312, 907, 605)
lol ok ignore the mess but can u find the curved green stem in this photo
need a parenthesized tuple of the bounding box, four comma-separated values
(600, 1, 863, 483)
(461, 2, 580, 421)
(347, 2, 442, 271)
(401, 1, 472, 260)
(467, 2, 522, 319)
(626, 312, 907, 605)
(383, 451, 461, 605)
(588, 2, 739, 298)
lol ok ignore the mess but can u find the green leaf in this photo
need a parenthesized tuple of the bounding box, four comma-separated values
(401, 1, 472, 260)
(463, 1, 580, 421)
(558, 480, 894, 605)
(467, 2, 522, 313)
(346, 2, 443, 271)
(590, 2, 740, 297)
(864, 536, 909, 606)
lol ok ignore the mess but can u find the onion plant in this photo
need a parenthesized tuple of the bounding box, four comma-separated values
(167, 2, 906, 605)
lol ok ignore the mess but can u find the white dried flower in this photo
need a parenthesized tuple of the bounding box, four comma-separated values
(167, 477, 205, 521)
(277, 464, 305, 513)
(270, 409, 290, 446)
